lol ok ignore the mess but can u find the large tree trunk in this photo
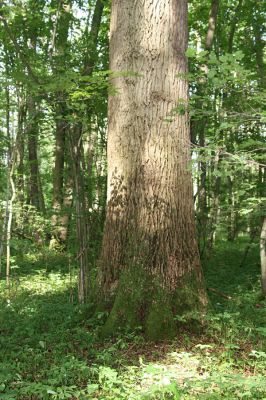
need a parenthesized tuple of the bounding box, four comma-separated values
(99, 0, 207, 340)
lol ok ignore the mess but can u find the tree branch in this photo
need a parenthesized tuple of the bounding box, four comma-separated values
(0, 2, 40, 84)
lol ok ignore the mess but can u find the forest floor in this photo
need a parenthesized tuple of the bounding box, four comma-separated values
(0, 238, 266, 399)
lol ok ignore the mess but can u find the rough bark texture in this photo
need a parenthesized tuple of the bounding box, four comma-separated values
(99, 0, 207, 339)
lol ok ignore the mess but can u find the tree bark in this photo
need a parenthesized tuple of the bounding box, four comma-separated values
(253, 21, 265, 89)
(227, 175, 237, 241)
(52, 107, 66, 211)
(69, 0, 104, 302)
(68, 126, 89, 303)
(50, 1, 72, 243)
(206, 150, 221, 253)
(260, 217, 266, 296)
(6, 159, 15, 290)
(58, 164, 73, 243)
(51, 101, 67, 242)
(83, 0, 104, 76)
(99, 0, 207, 339)
(27, 98, 45, 212)
(4, 80, 11, 285)
(16, 94, 26, 205)
(194, 0, 219, 251)
(205, 0, 219, 51)
(228, 0, 243, 53)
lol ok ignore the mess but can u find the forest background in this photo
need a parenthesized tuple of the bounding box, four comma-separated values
(0, 0, 265, 399)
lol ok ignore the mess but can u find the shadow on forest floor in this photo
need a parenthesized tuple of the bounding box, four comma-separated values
(0, 237, 265, 399)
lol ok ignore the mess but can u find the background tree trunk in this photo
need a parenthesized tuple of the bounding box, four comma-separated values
(51, 102, 67, 242)
(68, 126, 89, 303)
(193, 0, 219, 254)
(27, 98, 44, 212)
(16, 94, 26, 206)
(99, 0, 207, 340)
(70, 0, 104, 302)
(260, 217, 266, 296)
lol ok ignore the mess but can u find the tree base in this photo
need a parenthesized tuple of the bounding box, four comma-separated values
(99, 266, 207, 341)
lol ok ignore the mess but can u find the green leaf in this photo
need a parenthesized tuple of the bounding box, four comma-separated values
(87, 384, 99, 394)
(47, 389, 57, 395)
(186, 48, 196, 58)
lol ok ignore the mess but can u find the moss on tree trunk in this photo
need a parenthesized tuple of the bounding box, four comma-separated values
(100, 265, 206, 340)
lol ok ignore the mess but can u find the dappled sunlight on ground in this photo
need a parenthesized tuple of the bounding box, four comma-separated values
(0, 242, 265, 399)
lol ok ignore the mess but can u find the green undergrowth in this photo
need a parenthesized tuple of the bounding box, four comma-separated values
(0, 239, 265, 399)
(100, 265, 204, 341)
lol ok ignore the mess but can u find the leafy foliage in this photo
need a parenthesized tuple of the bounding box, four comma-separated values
(0, 240, 265, 399)
(0, 0, 265, 397)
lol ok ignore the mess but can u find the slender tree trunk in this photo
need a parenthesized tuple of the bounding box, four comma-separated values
(27, 98, 44, 212)
(83, 0, 105, 76)
(1, 81, 11, 278)
(205, 0, 219, 51)
(16, 94, 25, 205)
(99, 0, 207, 340)
(6, 161, 16, 290)
(0, 184, 9, 276)
(206, 150, 221, 253)
(53, 111, 66, 210)
(68, 126, 89, 303)
(227, 175, 237, 241)
(255, 22, 265, 294)
(51, 102, 67, 243)
(4, 81, 16, 289)
(50, 158, 73, 249)
(260, 217, 266, 296)
(58, 165, 73, 243)
(253, 23, 265, 88)
(50, 1, 72, 243)
(194, 0, 219, 250)
(228, 0, 243, 53)
(70, 0, 104, 302)
(84, 128, 98, 210)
